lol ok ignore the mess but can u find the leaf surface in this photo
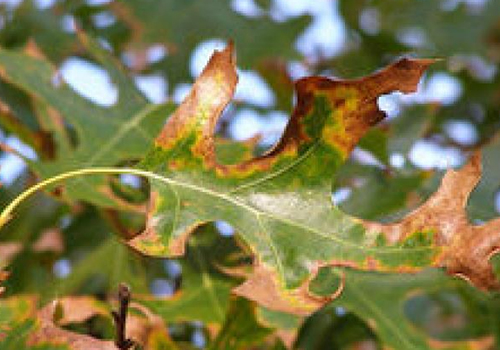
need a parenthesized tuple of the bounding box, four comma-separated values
(330, 268, 495, 350)
(127, 44, 464, 314)
(0, 32, 173, 207)
(208, 297, 274, 350)
(137, 225, 242, 324)
(364, 152, 500, 290)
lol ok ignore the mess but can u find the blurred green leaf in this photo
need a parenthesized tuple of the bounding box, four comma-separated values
(0, 33, 172, 207)
(109, 0, 310, 85)
(209, 297, 273, 350)
(329, 268, 495, 349)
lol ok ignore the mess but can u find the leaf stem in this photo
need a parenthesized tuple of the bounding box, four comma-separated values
(0, 167, 162, 229)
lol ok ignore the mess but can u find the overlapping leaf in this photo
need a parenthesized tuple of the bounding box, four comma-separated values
(137, 225, 243, 324)
(328, 268, 495, 350)
(0, 0, 77, 63)
(208, 297, 275, 350)
(0, 32, 173, 207)
(0, 1, 498, 348)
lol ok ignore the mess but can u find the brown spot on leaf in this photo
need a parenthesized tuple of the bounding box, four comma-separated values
(233, 264, 324, 315)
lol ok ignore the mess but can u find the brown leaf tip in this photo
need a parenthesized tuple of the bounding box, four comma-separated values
(373, 57, 437, 95)
(155, 41, 238, 153)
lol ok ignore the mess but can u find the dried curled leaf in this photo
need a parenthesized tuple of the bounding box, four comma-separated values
(0, 242, 20, 296)
(0, 296, 114, 349)
(28, 298, 116, 350)
(0, 295, 175, 349)
(127, 43, 498, 315)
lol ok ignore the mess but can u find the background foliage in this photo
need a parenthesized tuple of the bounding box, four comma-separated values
(0, 0, 499, 349)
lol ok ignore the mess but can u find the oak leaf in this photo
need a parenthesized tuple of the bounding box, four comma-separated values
(27, 298, 116, 350)
(0, 32, 172, 208)
(125, 44, 499, 315)
(0, 296, 114, 349)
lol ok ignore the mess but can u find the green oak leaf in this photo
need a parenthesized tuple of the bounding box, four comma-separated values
(126, 44, 500, 315)
(0, 0, 76, 63)
(127, 44, 469, 315)
(328, 268, 495, 350)
(336, 162, 425, 221)
(0, 32, 173, 207)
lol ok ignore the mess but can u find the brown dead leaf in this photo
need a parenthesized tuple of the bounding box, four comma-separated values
(4, 295, 172, 349)
(32, 229, 64, 253)
(29, 300, 116, 350)
(0, 242, 22, 264)
(51, 297, 109, 325)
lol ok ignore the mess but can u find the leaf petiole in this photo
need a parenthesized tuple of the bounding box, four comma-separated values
(0, 167, 162, 230)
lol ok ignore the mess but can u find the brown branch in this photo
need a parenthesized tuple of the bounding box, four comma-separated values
(112, 283, 135, 350)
